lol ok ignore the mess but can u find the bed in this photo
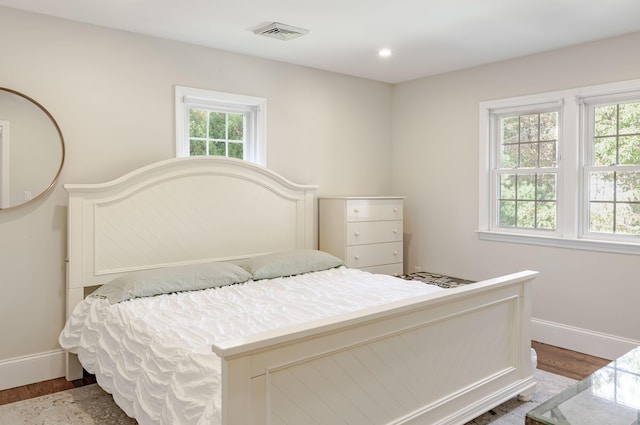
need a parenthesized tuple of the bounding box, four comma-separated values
(60, 156, 538, 425)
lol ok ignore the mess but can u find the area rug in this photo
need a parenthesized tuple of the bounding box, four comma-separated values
(465, 368, 575, 424)
(399, 271, 475, 288)
(0, 369, 575, 425)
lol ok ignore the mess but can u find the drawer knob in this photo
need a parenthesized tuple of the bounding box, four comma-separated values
(393, 251, 398, 256)
(393, 229, 398, 233)
(393, 207, 398, 212)
(354, 255, 360, 260)
(353, 208, 360, 214)
(354, 231, 360, 237)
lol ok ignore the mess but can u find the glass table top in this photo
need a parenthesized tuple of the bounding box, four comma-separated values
(527, 346, 640, 425)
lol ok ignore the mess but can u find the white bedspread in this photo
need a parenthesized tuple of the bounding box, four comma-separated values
(59, 267, 443, 425)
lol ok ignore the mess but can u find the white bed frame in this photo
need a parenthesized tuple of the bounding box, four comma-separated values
(64, 156, 538, 425)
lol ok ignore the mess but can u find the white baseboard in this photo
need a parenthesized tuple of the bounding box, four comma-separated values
(0, 349, 66, 391)
(532, 318, 640, 360)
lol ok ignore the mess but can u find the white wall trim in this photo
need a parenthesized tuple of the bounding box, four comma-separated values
(0, 349, 66, 391)
(532, 318, 640, 361)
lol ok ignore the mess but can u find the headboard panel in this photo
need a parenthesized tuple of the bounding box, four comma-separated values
(65, 157, 317, 314)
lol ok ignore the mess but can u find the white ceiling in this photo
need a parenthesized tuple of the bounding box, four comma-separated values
(2, 0, 640, 84)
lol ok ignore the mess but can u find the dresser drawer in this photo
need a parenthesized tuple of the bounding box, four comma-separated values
(346, 199, 403, 222)
(346, 220, 403, 245)
(345, 242, 403, 268)
(360, 263, 403, 276)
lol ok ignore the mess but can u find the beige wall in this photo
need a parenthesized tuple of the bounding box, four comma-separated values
(0, 6, 392, 383)
(392, 31, 640, 359)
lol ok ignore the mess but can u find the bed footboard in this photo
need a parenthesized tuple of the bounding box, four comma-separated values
(212, 270, 537, 425)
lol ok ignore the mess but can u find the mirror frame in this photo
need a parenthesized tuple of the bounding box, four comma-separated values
(0, 87, 65, 211)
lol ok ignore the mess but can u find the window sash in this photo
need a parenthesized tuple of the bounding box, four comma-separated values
(489, 106, 561, 234)
(187, 107, 249, 159)
(580, 97, 640, 240)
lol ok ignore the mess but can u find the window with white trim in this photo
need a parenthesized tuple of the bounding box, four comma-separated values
(175, 86, 267, 165)
(583, 96, 640, 238)
(479, 79, 640, 255)
(492, 106, 560, 232)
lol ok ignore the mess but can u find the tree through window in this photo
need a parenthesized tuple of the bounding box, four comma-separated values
(479, 79, 640, 254)
(189, 109, 245, 159)
(587, 100, 640, 236)
(496, 110, 559, 230)
(175, 86, 266, 165)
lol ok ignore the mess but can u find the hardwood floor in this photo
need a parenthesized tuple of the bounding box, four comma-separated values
(532, 341, 610, 381)
(0, 373, 95, 406)
(0, 342, 611, 407)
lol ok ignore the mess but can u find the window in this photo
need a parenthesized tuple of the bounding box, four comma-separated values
(584, 99, 640, 238)
(495, 109, 559, 231)
(175, 86, 266, 165)
(479, 79, 640, 255)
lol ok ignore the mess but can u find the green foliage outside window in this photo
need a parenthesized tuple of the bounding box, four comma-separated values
(498, 112, 558, 230)
(498, 173, 557, 230)
(188, 108, 244, 159)
(589, 101, 640, 236)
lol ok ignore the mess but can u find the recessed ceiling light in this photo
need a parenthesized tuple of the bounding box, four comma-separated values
(378, 48, 392, 58)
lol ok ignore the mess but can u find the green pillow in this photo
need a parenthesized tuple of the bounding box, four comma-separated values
(240, 249, 344, 280)
(92, 261, 252, 304)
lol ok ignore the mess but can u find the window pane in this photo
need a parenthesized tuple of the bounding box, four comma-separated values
(593, 136, 617, 166)
(588, 171, 640, 235)
(228, 114, 244, 141)
(520, 114, 539, 143)
(497, 173, 557, 231)
(499, 174, 516, 199)
(516, 200, 536, 228)
(190, 139, 206, 156)
(618, 135, 640, 165)
(228, 142, 243, 159)
(590, 172, 615, 201)
(540, 112, 558, 141)
(594, 104, 618, 137)
(499, 200, 516, 227)
(501, 144, 518, 168)
(539, 141, 557, 167)
(189, 109, 207, 138)
(520, 143, 538, 168)
(590, 202, 614, 233)
(517, 175, 536, 200)
(502, 116, 519, 144)
(188, 110, 246, 160)
(618, 102, 640, 135)
(500, 111, 559, 170)
(210, 141, 226, 156)
(537, 173, 557, 200)
(616, 203, 640, 235)
(209, 112, 226, 139)
(617, 172, 640, 202)
(537, 201, 557, 229)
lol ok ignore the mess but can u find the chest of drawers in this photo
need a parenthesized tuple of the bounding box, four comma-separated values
(319, 197, 404, 276)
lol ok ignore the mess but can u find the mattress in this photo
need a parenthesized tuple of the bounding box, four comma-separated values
(59, 267, 443, 425)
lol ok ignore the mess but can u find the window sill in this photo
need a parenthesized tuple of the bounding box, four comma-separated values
(477, 230, 640, 256)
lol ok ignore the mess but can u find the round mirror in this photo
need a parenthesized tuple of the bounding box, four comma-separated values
(0, 88, 65, 210)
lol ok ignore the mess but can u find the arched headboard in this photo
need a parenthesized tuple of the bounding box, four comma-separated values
(64, 156, 317, 315)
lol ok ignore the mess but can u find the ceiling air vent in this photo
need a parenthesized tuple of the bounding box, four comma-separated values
(253, 22, 309, 41)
